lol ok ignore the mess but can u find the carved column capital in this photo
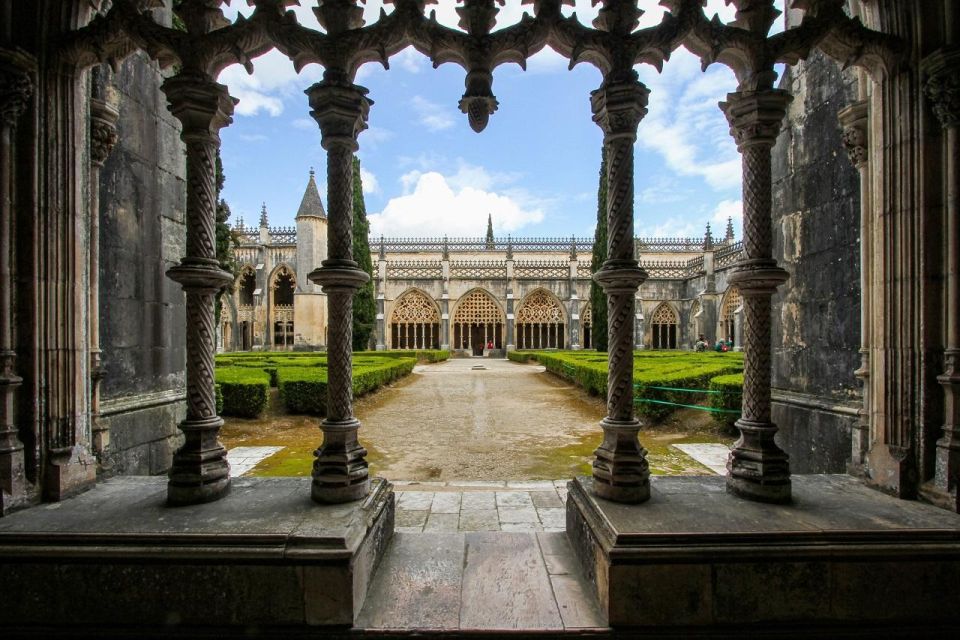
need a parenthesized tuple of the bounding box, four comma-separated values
(922, 48, 960, 129)
(0, 49, 36, 129)
(838, 99, 869, 169)
(590, 80, 649, 142)
(161, 73, 236, 143)
(90, 98, 119, 167)
(720, 89, 792, 151)
(307, 81, 371, 152)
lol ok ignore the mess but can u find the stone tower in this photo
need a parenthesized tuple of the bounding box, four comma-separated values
(294, 169, 329, 347)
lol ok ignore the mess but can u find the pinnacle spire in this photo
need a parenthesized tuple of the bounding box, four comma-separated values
(703, 222, 714, 250)
(296, 169, 326, 219)
(725, 216, 735, 242)
(259, 202, 268, 228)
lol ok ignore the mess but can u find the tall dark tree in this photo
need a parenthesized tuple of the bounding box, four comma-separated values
(352, 157, 376, 350)
(590, 147, 608, 351)
(485, 213, 494, 249)
(214, 153, 236, 325)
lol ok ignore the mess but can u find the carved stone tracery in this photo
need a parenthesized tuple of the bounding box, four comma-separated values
(391, 290, 440, 324)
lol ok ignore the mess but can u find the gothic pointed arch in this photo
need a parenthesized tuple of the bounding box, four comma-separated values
(581, 302, 593, 350)
(235, 265, 257, 351)
(720, 286, 742, 345)
(271, 264, 296, 349)
(516, 289, 566, 350)
(650, 302, 679, 350)
(389, 289, 441, 350)
(452, 289, 505, 354)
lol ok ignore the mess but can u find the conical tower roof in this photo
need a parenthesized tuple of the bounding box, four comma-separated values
(296, 168, 326, 219)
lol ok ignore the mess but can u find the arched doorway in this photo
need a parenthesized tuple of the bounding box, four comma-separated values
(452, 290, 504, 356)
(720, 287, 741, 346)
(271, 265, 295, 350)
(237, 266, 256, 351)
(650, 303, 678, 350)
(581, 303, 593, 350)
(516, 289, 566, 350)
(390, 289, 440, 350)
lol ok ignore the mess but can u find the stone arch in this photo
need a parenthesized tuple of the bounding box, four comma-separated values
(452, 288, 505, 354)
(270, 264, 296, 349)
(649, 302, 679, 350)
(389, 288, 441, 350)
(581, 302, 594, 350)
(235, 265, 256, 350)
(516, 288, 566, 350)
(719, 286, 742, 346)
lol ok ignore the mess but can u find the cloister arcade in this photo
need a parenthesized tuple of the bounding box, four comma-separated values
(389, 289, 440, 350)
(649, 302, 679, 350)
(516, 289, 566, 350)
(2, 0, 960, 633)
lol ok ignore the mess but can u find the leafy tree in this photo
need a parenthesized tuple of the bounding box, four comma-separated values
(214, 153, 236, 325)
(352, 157, 376, 350)
(590, 147, 608, 352)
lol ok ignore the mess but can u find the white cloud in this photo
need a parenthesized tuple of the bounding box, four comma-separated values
(409, 95, 456, 131)
(711, 199, 742, 230)
(217, 48, 323, 118)
(368, 168, 544, 236)
(358, 125, 394, 149)
(359, 167, 379, 195)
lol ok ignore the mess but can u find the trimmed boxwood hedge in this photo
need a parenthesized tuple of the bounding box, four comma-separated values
(214, 367, 270, 418)
(370, 350, 449, 363)
(276, 356, 417, 416)
(709, 372, 743, 432)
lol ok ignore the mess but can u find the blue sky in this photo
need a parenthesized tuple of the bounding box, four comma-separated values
(217, 1, 787, 240)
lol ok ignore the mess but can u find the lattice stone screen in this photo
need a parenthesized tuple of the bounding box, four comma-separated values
(452, 290, 504, 352)
(516, 290, 565, 349)
(390, 290, 441, 350)
(650, 303, 678, 350)
(721, 287, 742, 344)
(581, 304, 593, 350)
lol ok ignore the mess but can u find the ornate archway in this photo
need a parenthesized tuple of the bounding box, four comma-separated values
(720, 287, 741, 346)
(516, 289, 566, 350)
(581, 303, 593, 350)
(390, 289, 440, 350)
(237, 266, 256, 351)
(271, 264, 296, 349)
(650, 303, 678, 350)
(452, 289, 504, 356)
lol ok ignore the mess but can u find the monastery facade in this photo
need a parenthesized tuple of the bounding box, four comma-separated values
(224, 172, 745, 354)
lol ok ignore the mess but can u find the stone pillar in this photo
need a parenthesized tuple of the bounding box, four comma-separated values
(0, 48, 33, 514)
(161, 74, 236, 506)
(838, 99, 870, 473)
(634, 303, 644, 350)
(88, 90, 119, 465)
(923, 48, 960, 511)
(306, 80, 371, 504)
(375, 254, 386, 350)
(569, 294, 580, 350)
(721, 90, 792, 504)
(590, 80, 650, 504)
(505, 254, 515, 350)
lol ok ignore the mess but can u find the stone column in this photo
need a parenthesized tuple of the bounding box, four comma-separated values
(590, 80, 650, 504)
(838, 99, 870, 472)
(923, 48, 960, 511)
(721, 90, 792, 504)
(375, 253, 386, 350)
(634, 304, 644, 350)
(161, 74, 236, 506)
(89, 91, 119, 464)
(0, 48, 33, 514)
(306, 80, 371, 504)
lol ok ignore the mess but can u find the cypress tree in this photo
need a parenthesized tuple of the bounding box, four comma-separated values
(214, 153, 235, 325)
(352, 157, 376, 350)
(485, 213, 494, 249)
(590, 147, 608, 351)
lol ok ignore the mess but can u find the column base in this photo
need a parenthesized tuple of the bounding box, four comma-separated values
(865, 442, 918, 500)
(726, 418, 792, 504)
(0, 446, 26, 515)
(167, 416, 231, 507)
(312, 417, 370, 504)
(591, 418, 650, 504)
(43, 446, 97, 502)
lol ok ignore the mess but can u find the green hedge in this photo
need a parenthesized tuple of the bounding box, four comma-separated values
(507, 350, 539, 363)
(215, 383, 223, 415)
(709, 373, 743, 432)
(368, 349, 449, 363)
(277, 356, 417, 416)
(214, 367, 270, 418)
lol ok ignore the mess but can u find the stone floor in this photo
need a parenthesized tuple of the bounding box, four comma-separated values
(393, 480, 568, 533)
(226, 445, 283, 476)
(356, 531, 606, 631)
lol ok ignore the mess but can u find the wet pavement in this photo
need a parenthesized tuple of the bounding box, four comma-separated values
(220, 357, 734, 481)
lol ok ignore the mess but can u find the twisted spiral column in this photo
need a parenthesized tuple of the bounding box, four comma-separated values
(306, 80, 372, 504)
(0, 49, 33, 513)
(923, 48, 960, 510)
(721, 90, 792, 504)
(161, 74, 236, 506)
(590, 80, 651, 504)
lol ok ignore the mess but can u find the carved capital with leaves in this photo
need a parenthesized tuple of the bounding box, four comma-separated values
(720, 89, 792, 150)
(590, 80, 649, 142)
(307, 81, 372, 151)
(0, 49, 36, 129)
(838, 99, 869, 169)
(90, 98, 120, 167)
(161, 73, 236, 143)
(922, 48, 960, 130)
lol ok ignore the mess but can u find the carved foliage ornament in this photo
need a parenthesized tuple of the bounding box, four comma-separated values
(0, 49, 35, 129)
(923, 48, 960, 130)
(650, 303, 678, 325)
(63, 1, 900, 133)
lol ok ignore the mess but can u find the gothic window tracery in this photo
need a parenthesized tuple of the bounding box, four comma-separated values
(650, 303, 678, 350)
(452, 290, 504, 354)
(516, 290, 565, 350)
(272, 265, 296, 349)
(582, 304, 593, 350)
(390, 290, 440, 350)
(721, 287, 741, 344)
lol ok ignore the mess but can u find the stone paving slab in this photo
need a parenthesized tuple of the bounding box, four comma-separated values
(671, 442, 730, 475)
(393, 481, 569, 533)
(226, 446, 283, 477)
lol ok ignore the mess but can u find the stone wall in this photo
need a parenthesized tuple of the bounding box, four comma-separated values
(770, 44, 862, 473)
(97, 48, 187, 476)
